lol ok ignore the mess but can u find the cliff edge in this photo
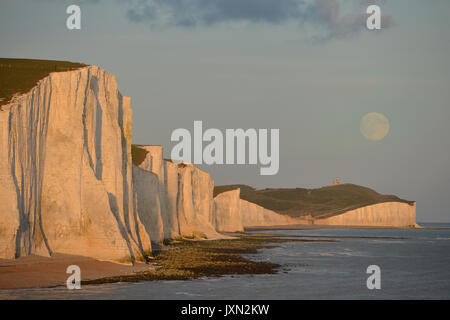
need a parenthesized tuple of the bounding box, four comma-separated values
(0, 62, 150, 262)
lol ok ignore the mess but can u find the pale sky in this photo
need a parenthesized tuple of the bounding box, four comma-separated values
(1, 0, 450, 222)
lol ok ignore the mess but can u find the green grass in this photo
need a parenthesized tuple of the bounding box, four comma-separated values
(0, 58, 86, 108)
(214, 183, 415, 219)
(213, 184, 256, 197)
(131, 145, 150, 166)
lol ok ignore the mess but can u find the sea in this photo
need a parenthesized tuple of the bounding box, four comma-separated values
(1, 223, 449, 300)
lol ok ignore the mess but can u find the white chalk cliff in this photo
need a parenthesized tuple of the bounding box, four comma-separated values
(212, 189, 243, 232)
(239, 199, 298, 227)
(133, 145, 224, 241)
(176, 163, 223, 239)
(314, 202, 417, 227)
(213, 189, 298, 231)
(0, 64, 231, 262)
(0, 66, 150, 262)
(132, 146, 223, 243)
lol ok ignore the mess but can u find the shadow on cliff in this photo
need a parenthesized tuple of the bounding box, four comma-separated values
(82, 75, 103, 181)
(106, 192, 138, 263)
(9, 87, 53, 258)
(102, 93, 152, 263)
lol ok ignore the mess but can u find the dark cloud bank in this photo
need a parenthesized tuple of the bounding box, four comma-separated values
(123, 0, 392, 39)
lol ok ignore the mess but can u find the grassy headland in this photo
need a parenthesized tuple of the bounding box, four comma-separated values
(215, 183, 415, 219)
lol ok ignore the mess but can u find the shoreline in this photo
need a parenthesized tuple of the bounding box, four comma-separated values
(2, 224, 445, 291)
(244, 223, 450, 231)
(0, 233, 331, 290)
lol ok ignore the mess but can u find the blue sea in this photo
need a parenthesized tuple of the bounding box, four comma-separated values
(1, 223, 449, 299)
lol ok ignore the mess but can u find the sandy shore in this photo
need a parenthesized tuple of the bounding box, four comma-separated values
(0, 253, 155, 290)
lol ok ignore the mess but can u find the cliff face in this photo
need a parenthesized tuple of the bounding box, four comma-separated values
(212, 189, 243, 232)
(314, 202, 417, 227)
(213, 189, 296, 231)
(0, 66, 150, 261)
(133, 146, 224, 242)
(240, 199, 296, 227)
(132, 165, 163, 247)
(164, 160, 181, 238)
(164, 161, 222, 239)
(133, 146, 168, 246)
(182, 164, 222, 239)
(0, 64, 227, 261)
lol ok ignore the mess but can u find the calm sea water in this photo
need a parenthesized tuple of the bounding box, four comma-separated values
(1, 223, 449, 300)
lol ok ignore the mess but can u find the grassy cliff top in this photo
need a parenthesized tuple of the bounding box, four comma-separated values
(0, 58, 87, 107)
(213, 185, 257, 197)
(214, 183, 415, 219)
(131, 145, 149, 166)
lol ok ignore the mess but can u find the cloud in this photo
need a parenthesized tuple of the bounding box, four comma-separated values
(73, 0, 393, 39)
(123, 0, 393, 39)
(307, 0, 394, 40)
(125, 0, 305, 26)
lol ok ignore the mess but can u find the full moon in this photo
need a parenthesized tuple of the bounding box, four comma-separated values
(360, 112, 390, 141)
